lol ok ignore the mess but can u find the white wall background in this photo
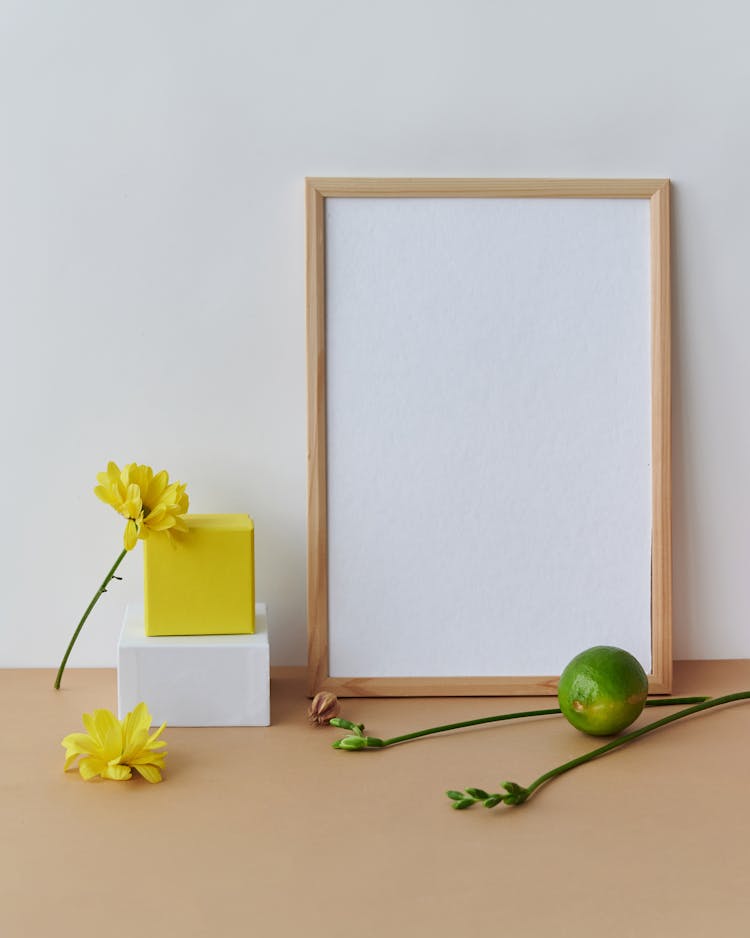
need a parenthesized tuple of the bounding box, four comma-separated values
(1, 0, 748, 667)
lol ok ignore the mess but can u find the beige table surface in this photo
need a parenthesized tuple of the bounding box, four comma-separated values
(2, 662, 750, 938)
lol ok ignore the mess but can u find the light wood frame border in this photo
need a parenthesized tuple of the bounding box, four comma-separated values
(306, 177, 672, 697)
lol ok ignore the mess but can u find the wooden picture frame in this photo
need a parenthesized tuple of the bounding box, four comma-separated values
(306, 178, 671, 696)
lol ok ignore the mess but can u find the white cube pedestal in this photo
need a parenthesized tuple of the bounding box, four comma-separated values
(117, 602, 270, 726)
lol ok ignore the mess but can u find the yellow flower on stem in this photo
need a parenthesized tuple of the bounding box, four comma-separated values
(94, 461, 189, 551)
(62, 703, 167, 783)
(54, 461, 189, 689)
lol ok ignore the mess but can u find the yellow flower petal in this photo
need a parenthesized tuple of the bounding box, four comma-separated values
(123, 464, 153, 498)
(147, 722, 167, 746)
(102, 764, 132, 781)
(92, 708, 116, 734)
(126, 702, 151, 734)
(61, 732, 100, 757)
(144, 470, 169, 509)
(123, 519, 139, 550)
(119, 704, 168, 768)
(144, 504, 166, 523)
(93, 485, 122, 509)
(93, 709, 123, 761)
(78, 756, 106, 780)
(128, 753, 166, 770)
(159, 482, 181, 505)
(81, 711, 102, 744)
(138, 465, 154, 492)
(132, 764, 162, 783)
(63, 753, 79, 772)
(120, 483, 143, 520)
(145, 514, 177, 532)
(120, 703, 150, 760)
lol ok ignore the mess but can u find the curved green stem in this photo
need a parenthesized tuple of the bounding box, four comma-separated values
(450, 692, 750, 810)
(54, 548, 128, 690)
(332, 697, 709, 751)
(383, 697, 706, 747)
(522, 691, 750, 801)
(383, 707, 562, 746)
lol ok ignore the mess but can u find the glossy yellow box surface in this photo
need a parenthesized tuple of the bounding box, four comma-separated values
(144, 514, 255, 636)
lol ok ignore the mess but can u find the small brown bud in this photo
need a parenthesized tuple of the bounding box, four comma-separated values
(307, 691, 341, 725)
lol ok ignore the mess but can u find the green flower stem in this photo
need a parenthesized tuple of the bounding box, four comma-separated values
(520, 691, 750, 802)
(382, 707, 563, 746)
(382, 698, 708, 746)
(331, 697, 708, 751)
(54, 547, 128, 690)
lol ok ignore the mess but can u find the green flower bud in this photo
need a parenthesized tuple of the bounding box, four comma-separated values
(329, 718, 365, 735)
(451, 798, 476, 810)
(333, 735, 367, 750)
(465, 787, 490, 800)
(500, 781, 528, 805)
(483, 795, 503, 809)
(446, 790, 466, 801)
(504, 792, 529, 806)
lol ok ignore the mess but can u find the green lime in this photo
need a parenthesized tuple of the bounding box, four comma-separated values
(557, 646, 648, 736)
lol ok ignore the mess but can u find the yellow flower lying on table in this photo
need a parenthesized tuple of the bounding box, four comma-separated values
(62, 702, 167, 783)
(54, 461, 189, 689)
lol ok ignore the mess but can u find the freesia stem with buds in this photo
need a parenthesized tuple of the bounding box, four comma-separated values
(329, 696, 709, 751)
(448, 691, 750, 810)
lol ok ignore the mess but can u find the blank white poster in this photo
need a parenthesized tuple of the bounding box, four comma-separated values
(325, 196, 652, 677)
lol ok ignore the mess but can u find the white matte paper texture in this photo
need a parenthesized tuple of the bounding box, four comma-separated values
(325, 197, 652, 677)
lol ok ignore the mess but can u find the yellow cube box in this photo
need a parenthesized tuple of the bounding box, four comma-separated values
(144, 514, 255, 637)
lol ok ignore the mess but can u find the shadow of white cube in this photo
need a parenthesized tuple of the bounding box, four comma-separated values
(117, 602, 270, 726)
